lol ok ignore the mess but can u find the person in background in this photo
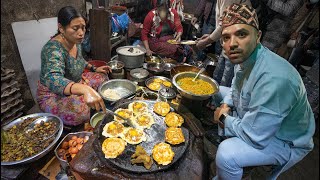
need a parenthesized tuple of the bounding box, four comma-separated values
(141, 0, 193, 63)
(37, 6, 111, 126)
(211, 4, 315, 179)
(170, 0, 185, 21)
(152, 0, 185, 21)
(191, 0, 216, 39)
(191, 0, 218, 61)
(250, 0, 304, 52)
(196, 0, 251, 87)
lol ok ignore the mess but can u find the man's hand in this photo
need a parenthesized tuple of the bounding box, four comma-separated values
(213, 105, 230, 123)
(191, 17, 198, 25)
(197, 34, 210, 40)
(196, 36, 213, 50)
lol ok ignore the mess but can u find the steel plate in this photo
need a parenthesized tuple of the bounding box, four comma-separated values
(1, 113, 63, 165)
(94, 100, 189, 173)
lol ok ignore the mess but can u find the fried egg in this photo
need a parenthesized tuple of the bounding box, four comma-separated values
(114, 108, 134, 123)
(102, 137, 126, 159)
(132, 113, 155, 129)
(164, 112, 184, 127)
(153, 101, 171, 116)
(128, 101, 148, 115)
(148, 82, 161, 91)
(121, 127, 147, 144)
(165, 127, 185, 145)
(102, 121, 125, 138)
(152, 142, 175, 165)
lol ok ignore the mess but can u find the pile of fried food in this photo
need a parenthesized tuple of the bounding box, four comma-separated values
(147, 78, 172, 91)
(1, 117, 58, 162)
(56, 135, 90, 160)
(101, 101, 185, 170)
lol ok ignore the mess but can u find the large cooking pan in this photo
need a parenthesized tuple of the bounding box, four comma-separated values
(170, 64, 209, 78)
(93, 100, 190, 173)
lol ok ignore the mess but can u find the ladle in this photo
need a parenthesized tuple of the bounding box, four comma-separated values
(192, 67, 206, 82)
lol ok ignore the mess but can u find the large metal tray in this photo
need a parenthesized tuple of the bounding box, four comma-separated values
(1, 113, 64, 166)
(94, 100, 189, 173)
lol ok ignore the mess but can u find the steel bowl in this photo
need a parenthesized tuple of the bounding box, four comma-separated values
(90, 112, 105, 128)
(172, 72, 219, 100)
(98, 79, 138, 102)
(145, 76, 172, 92)
(116, 46, 146, 68)
(107, 60, 125, 73)
(170, 64, 209, 78)
(130, 68, 149, 83)
(145, 55, 162, 63)
(162, 58, 178, 65)
(1, 113, 63, 165)
(163, 63, 176, 72)
(54, 131, 93, 170)
(141, 91, 160, 100)
(146, 62, 165, 75)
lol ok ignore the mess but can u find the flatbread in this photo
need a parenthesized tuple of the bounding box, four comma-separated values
(132, 113, 155, 129)
(114, 108, 134, 123)
(128, 101, 148, 115)
(102, 137, 127, 159)
(121, 127, 147, 145)
(152, 142, 175, 165)
(102, 121, 125, 138)
(164, 112, 184, 127)
(153, 101, 171, 116)
(165, 127, 185, 145)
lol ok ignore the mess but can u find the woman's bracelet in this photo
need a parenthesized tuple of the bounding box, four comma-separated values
(90, 65, 96, 72)
(70, 83, 76, 94)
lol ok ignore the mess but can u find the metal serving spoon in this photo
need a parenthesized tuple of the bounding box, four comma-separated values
(192, 67, 206, 82)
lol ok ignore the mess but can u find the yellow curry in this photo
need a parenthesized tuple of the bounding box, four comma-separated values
(177, 77, 215, 95)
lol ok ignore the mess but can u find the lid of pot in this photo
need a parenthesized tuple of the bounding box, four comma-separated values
(158, 87, 176, 99)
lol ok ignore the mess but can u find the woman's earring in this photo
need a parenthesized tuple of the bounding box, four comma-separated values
(61, 33, 65, 39)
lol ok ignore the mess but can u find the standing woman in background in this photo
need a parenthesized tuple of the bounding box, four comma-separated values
(37, 6, 111, 126)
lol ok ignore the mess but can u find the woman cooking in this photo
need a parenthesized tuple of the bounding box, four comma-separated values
(141, 0, 193, 63)
(37, 6, 111, 126)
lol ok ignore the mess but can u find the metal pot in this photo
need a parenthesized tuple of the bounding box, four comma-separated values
(130, 68, 149, 83)
(107, 60, 125, 73)
(170, 65, 209, 78)
(146, 62, 165, 75)
(98, 79, 138, 102)
(116, 46, 146, 68)
(172, 72, 219, 101)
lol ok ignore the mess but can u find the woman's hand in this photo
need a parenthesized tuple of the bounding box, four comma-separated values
(174, 32, 183, 43)
(175, 34, 182, 43)
(96, 66, 112, 74)
(83, 86, 106, 113)
(146, 49, 153, 56)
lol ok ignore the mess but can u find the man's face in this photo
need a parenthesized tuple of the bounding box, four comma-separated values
(221, 24, 261, 64)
